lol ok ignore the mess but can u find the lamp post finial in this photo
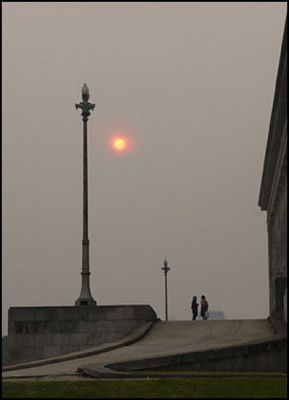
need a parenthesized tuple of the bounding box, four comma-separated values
(82, 83, 90, 101)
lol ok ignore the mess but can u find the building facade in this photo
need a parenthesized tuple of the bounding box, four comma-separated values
(259, 19, 287, 322)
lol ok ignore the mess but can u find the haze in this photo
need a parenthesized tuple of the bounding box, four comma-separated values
(2, 2, 287, 335)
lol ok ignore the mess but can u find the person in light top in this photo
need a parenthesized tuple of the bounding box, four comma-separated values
(200, 295, 209, 320)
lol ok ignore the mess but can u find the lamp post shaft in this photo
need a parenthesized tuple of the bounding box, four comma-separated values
(162, 258, 170, 321)
(75, 84, 96, 306)
(83, 118, 88, 241)
(164, 272, 168, 321)
(82, 117, 89, 272)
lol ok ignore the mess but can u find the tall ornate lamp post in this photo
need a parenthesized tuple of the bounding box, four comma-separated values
(75, 83, 97, 306)
(161, 258, 170, 321)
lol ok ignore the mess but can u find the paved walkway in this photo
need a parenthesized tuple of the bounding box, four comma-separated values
(2, 319, 280, 380)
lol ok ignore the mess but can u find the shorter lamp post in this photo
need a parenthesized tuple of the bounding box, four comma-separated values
(161, 258, 170, 321)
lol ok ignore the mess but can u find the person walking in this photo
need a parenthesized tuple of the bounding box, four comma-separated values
(191, 296, 198, 320)
(200, 295, 209, 320)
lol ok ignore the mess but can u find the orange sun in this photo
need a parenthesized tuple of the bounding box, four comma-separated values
(110, 135, 131, 153)
(113, 138, 126, 151)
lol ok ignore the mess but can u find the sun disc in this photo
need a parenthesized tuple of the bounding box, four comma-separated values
(110, 135, 130, 153)
(114, 138, 126, 151)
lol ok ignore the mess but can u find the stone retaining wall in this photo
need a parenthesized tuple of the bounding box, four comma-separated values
(7, 305, 157, 365)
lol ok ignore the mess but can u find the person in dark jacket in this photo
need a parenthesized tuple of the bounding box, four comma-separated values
(191, 296, 198, 320)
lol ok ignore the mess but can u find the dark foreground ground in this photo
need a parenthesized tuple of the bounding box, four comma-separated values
(2, 375, 287, 398)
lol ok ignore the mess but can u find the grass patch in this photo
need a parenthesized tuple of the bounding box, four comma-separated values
(2, 377, 287, 398)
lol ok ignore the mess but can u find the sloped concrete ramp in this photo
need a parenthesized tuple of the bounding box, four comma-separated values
(2, 319, 286, 379)
(79, 319, 286, 376)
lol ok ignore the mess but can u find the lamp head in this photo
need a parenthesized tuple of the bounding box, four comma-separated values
(82, 83, 90, 101)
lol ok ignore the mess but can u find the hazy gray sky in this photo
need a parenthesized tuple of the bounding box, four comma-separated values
(2, 2, 287, 335)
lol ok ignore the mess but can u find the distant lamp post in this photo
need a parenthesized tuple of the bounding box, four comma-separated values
(75, 83, 97, 306)
(161, 258, 170, 321)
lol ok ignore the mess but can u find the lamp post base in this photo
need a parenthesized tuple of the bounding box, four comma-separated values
(75, 272, 97, 306)
(75, 298, 97, 306)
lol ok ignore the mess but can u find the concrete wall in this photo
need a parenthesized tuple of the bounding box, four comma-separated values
(268, 174, 287, 320)
(7, 305, 157, 365)
(284, 287, 287, 323)
(2, 336, 9, 367)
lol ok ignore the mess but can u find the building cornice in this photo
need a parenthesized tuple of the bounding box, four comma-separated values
(258, 18, 287, 211)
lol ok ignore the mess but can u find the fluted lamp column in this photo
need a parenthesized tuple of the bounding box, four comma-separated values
(75, 83, 97, 306)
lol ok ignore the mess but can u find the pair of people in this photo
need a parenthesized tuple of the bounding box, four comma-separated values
(191, 295, 209, 320)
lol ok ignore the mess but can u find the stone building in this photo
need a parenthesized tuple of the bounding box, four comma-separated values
(258, 18, 287, 322)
